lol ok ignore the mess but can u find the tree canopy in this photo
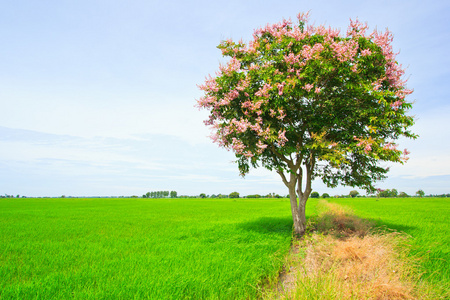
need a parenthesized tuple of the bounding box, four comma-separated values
(197, 13, 416, 234)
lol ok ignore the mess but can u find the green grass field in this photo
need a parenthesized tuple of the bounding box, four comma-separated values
(1, 197, 448, 299)
(0, 197, 319, 299)
(327, 197, 450, 286)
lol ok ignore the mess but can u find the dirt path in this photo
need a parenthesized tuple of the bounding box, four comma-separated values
(263, 200, 441, 300)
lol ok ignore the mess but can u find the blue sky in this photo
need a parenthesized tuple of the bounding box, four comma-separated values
(1, 0, 449, 197)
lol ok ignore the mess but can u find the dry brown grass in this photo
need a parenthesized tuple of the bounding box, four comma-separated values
(263, 201, 439, 300)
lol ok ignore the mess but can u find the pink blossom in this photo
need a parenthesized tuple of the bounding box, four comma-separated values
(301, 45, 313, 60)
(247, 40, 258, 53)
(196, 95, 216, 108)
(231, 137, 246, 154)
(219, 57, 241, 76)
(228, 90, 239, 100)
(372, 81, 382, 91)
(284, 53, 301, 65)
(277, 108, 286, 120)
(256, 140, 268, 154)
(287, 27, 307, 41)
(249, 64, 260, 71)
(372, 29, 408, 89)
(360, 49, 372, 56)
(401, 149, 410, 162)
(347, 18, 368, 37)
(231, 118, 251, 133)
(383, 142, 398, 151)
(236, 79, 250, 91)
(297, 11, 310, 24)
(354, 136, 372, 153)
(301, 43, 324, 61)
(278, 129, 288, 146)
(255, 83, 272, 98)
(395, 89, 413, 100)
(303, 84, 314, 92)
(259, 127, 271, 139)
(203, 115, 215, 126)
(330, 39, 359, 62)
(314, 87, 321, 94)
(277, 82, 286, 95)
(249, 123, 261, 133)
(209, 132, 227, 147)
(390, 100, 403, 111)
(197, 75, 219, 93)
(241, 101, 252, 109)
(218, 98, 230, 106)
(243, 151, 254, 158)
(253, 18, 293, 40)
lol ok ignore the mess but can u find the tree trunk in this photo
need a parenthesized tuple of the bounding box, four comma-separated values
(289, 187, 306, 237)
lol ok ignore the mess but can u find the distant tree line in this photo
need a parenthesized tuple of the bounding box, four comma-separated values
(305, 189, 450, 199)
(197, 192, 285, 199)
(1, 194, 25, 198)
(142, 191, 177, 198)
(3, 190, 449, 199)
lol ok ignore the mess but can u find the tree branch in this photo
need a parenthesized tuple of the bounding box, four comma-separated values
(269, 144, 296, 171)
(277, 169, 290, 187)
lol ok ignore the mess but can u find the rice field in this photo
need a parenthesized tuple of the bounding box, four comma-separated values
(0, 197, 319, 299)
(1, 196, 448, 299)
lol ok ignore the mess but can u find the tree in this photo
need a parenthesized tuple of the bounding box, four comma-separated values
(197, 13, 415, 235)
(390, 188, 398, 197)
(322, 193, 330, 198)
(349, 190, 359, 198)
(229, 191, 240, 198)
(378, 189, 390, 197)
(199, 193, 207, 198)
(377, 188, 399, 197)
(170, 191, 177, 198)
(416, 190, 425, 198)
(310, 191, 319, 198)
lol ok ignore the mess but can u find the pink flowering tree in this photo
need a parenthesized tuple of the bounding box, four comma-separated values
(196, 13, 416, 236)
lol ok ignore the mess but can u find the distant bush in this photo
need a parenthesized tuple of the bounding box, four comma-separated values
(229, 192, 240, 198)
(246, 194, 261, 198)
(416, 190, 425, 197)
(322, 193, 330, 198)
(310, 192, 320, 198)
(349, 190, 359, 198)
